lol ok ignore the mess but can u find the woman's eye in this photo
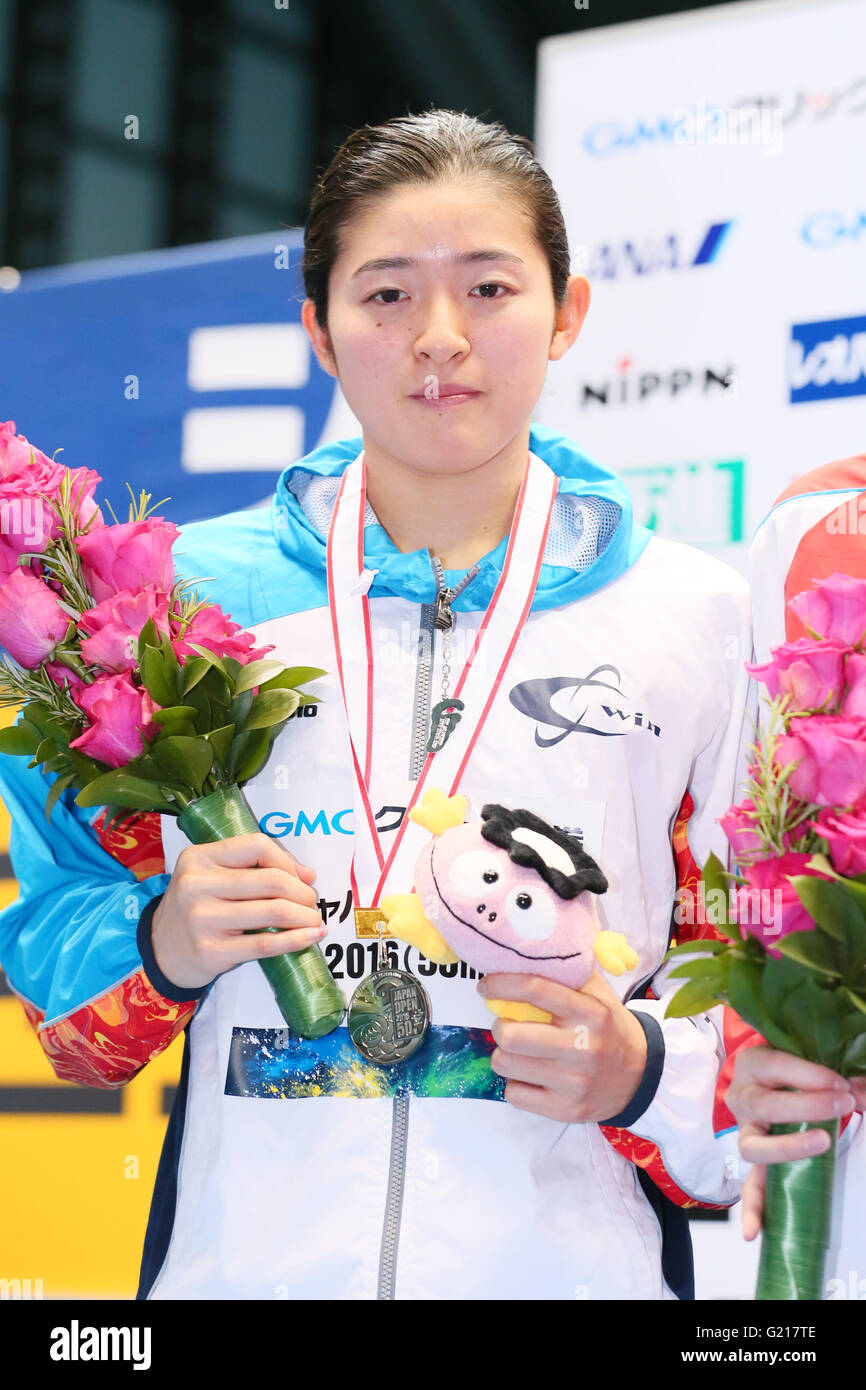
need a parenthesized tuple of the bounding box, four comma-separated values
(366, 283, 510, 305)
(470, 283, 509, 299)
(367, 288, 407, 304)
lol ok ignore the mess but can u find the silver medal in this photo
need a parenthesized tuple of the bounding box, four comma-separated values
(347, 926, 431, 1065)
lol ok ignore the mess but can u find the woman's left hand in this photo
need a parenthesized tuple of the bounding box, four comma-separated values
(479, 971, 648, 1123)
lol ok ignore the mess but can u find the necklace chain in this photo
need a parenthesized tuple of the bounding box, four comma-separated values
(430, 557, 481, 704)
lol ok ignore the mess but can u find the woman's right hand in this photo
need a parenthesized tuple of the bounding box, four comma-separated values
(150, 834, 326, 990)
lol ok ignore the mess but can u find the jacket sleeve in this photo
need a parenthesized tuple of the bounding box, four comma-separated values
(599, 577, 760, 1208)
(0, 740, 204, 1089)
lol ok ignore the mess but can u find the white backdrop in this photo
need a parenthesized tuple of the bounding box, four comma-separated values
(536, 0, 866, 1301)
(535, 0, 866, 579)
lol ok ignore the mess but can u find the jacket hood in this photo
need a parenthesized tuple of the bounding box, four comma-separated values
(272, 422, 651, 612)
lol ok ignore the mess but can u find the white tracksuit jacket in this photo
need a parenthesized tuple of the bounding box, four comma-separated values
(0, 424, 754, 1300)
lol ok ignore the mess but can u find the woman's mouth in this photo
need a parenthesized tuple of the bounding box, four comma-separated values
(410, 391, 481, 409)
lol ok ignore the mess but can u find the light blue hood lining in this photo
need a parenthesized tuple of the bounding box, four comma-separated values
(272, 422, 652, 613)
(283, 469, 622, 574)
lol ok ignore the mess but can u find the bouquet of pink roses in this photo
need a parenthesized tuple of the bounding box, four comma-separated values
(665, 572, 866, 1299)
(0, 420, 345, 1039)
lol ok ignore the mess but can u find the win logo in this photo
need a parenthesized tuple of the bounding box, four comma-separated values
(788, 314, 866, 404)
(181, 323, 311, 472)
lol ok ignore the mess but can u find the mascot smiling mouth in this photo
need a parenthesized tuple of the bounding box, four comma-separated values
(428, 840, 581, 963)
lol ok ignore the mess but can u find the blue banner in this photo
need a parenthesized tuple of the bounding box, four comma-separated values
(0, 231, 338, 525)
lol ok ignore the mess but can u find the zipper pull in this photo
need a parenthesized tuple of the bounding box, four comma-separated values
(430, 556, 481, 631)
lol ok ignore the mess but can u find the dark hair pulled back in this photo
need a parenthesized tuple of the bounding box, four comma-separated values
(302, 107, 571, 334)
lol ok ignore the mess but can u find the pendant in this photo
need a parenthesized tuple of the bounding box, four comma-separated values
(426, 697, 465, 753)
(347, 922, 431, 1065)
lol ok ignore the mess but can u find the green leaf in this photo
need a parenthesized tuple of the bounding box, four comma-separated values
(42, 754, 69, 776)
(725, 955, 767, 1034)
(232, 659, 290, 695)
(664, 938, 729, 960)
(66, 748, 110, 785)
(665, 957, 726, 982)
(839, 987, 866, 1017)
(228, 727, 269, 784)
(243, 689, 300, 730)
(695, 852, 740, 942)
(0, 723, 41, 756)
(273, 665, 326, 688)
(188, 643, 230, 680)
(204, 723, 235, 773)
(840, 1032, 866, 1076)
(34, 737, 57, 764)
(180, 656, 210, 696)
(198, 665, 232, 718)
(229, 688, 254, 730)
(140, 646, 177, 707)
(150, 736, 214, 795)
(775, 929, 842, 978)
(152, 705, 200, 725)
(75, 771, 175, 811)
(296, 693, 322, 707)
(44, 772, 74, 822)
(789, 875, 864, 945)
(159, 632, 180, 681)
(781, 978, 843, 1067)
(664, 977, 722, 1018)
(137, 616, 159, 652)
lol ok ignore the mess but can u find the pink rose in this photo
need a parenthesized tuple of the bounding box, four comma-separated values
(74, 517, 179, 605)
(774, 714, 866, 806)
(69, 673, 159, 768)
(170, 603, 274, 667)
(789, 573, 866, 648)
(719, 797, 794, 864)
(733, 852, 827, 957)
(841, 652, 866, 718)
(44, 660, 87, 704)
(0, 423, 102, 553)
(733, 853, 819, 955)
(0, 420, 55, 476)
(718, 798, 765, 861)
(0, 538, 22, 580)
(811, 799, 866, 876)
(0, 566, 70, 667)
(79, 585, 171, 674)
(746, 638, 847, 712)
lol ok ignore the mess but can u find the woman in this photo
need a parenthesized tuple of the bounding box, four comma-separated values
(0, 109, 753, 1300)
(729, 455, 866, 1265)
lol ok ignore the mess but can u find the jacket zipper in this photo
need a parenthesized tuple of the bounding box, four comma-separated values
(376, 558, 479, 1300)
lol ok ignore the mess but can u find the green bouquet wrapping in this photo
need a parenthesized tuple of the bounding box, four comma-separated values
(664, 571, 866, 1300)
(0, 421, 345, 1039)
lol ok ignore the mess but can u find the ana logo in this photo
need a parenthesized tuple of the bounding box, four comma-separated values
(579, 355, 735, 407)
(509, 669, 661, 746)
(587, 221, 732, 279)
(788, 314, 866, 404)
(801, 209, 866, 248)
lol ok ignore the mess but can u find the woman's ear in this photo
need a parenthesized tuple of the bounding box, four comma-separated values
(549, 274, 591, 361)
(302, 298, 339, 379)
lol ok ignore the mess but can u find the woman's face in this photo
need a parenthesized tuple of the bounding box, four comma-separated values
(303, 178, 589, 477)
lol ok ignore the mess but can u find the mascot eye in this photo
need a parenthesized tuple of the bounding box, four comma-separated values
(504, 885, 557, 940)
(448, 851, 503, 898)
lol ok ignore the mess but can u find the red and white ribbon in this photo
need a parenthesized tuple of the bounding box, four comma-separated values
(326, 448, 558, 911)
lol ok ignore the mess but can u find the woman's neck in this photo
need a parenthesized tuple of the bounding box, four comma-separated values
(362, 433, 530, 572)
